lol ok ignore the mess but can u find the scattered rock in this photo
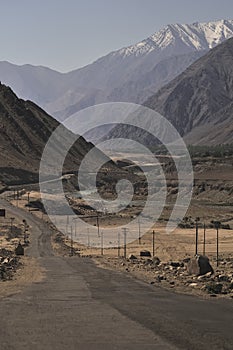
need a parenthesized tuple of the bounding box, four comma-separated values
(144, 259, 153, 265)
(187, 255, 214, 276)
(189, 283, 198, 288)
(140, 250, 151, 257)
(15, 242, 24, 256)
(110, 255, 233, 297)
(128, 254, 137, 260)
(217, 274, 230, 282)
(0, 249, 20, 281)
(204, 271, 213, 278)
(170, 262, 181, 268)
(205, 282, 223, 294)
(152, 256, 161, 265)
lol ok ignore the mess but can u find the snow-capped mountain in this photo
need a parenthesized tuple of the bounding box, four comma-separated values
(118, 19, 233, 57)
(108, 36, 233, 146)
(0, 19, 233, 121)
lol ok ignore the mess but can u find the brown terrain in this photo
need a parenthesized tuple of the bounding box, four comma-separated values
(1, 149, 232, 299)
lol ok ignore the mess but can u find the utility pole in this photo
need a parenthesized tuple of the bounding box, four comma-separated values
(96, 215, 100, 238)
(70, 225, 74, 256)
(16, 190, 19, 207)
(203, 223, 206, 256)
(87, 227, 90, 247)
(195, 217, 199, 255)
(73, 214, 101, 248)
(10, 217, 15, 235)
(66, 215, 69, 236)
(118, 232, 121, 257)
(214, 221, 220, 267)
(216, 225, 219, 267)
(100, 231, 104, 255)
(152, 230, 155, 257)
(27, 192, 30, 207)
(122, 228, 127, 259)
(138, 217, 141, 245)
(74, 220, 77, 237)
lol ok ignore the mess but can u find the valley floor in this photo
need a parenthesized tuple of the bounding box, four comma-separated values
(0, 198, 233, 350)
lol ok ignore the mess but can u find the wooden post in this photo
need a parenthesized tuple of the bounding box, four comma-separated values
(66, 215, 69, 235)
(100, 231, 104, 256)
(214, 221, 220, 267)
(203, 223, 206, 256)
(87, 227, 90, 247)
(138, 217, 141, 245)
(10, 217, 15, 235)
(96, 215, 100, 237)
(122, 228, 127, 259)
(118, 232, 121, 257)
(74, 220, 77, 237)
(195, 219, 199, 255)
(152, 230, 155, 256)
(70, 225, 73, 256)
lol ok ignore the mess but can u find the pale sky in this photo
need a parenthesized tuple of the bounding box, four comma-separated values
(0, 0, 233, 72)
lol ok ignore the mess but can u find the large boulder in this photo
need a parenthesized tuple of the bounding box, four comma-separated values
(140, 250, 151, 257)
(187, 255, 214, 276)
(15, 242, 24, 256)
(152, 256, 161, 265)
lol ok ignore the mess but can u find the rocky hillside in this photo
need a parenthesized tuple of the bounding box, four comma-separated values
(144, 37, 233, 145)
(105, 37, 233, 146)
(0, 83, 95, 185)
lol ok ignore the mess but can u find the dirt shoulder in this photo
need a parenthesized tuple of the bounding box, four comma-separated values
(52, 229, 233, 300)
(91, 254, 233, 300)
(0, 256, 45, 299)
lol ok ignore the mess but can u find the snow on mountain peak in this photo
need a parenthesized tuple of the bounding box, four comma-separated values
(117, 19, 233, 58)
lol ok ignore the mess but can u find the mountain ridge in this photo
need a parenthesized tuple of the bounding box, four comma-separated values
(144, 36, 233, 145)
(103, 36, 233, 146)
(1, 19, 233, 121)
(0, 83, 96, 185)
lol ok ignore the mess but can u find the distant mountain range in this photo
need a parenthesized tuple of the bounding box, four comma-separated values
(145, 36, 233, 145)
(0, 19, 233, 122)
(106, 37, 233, 146)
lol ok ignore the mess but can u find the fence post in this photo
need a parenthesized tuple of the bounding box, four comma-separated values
(152, 230, 155, 256)
(203, 223, 206, 256)
(101, 231, 104, 255)
(195, 218, 199, 255)
(122, 228, 127, 258)
(118, 232, 121, 257)
(214, 221, 220, 266)
(138, 217, 141, 245)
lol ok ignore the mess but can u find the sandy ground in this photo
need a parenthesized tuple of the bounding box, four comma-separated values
(0, 202, 45, 298)
(7, 193, 233, 261)
(2, 192, 233, 299)
(72, 225, 233, 263)
(0, 256, 45, 298)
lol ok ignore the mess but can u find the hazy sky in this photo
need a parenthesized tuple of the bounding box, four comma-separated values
(0, 0, 233, 72)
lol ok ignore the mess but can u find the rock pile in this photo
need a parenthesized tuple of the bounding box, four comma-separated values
(112, 255, 233, 297)
(0, 248, 20, 281)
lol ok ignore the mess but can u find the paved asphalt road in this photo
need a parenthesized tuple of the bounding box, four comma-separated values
(0, 199, 232, 350)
